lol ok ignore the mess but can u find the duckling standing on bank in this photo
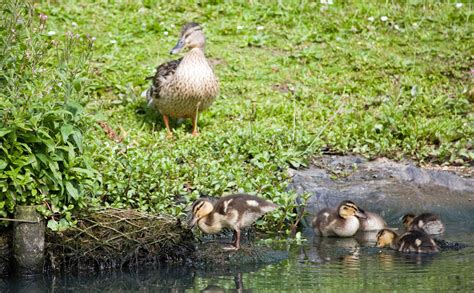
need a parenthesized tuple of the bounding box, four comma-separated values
(312, 200, 367, 237)
(402, 213, 445, 235)
(188, 194, 277, 250)
(146, 22, 219, 137)
(376, 228, 439, 253)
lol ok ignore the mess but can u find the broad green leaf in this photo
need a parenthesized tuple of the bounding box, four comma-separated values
(60, 124, 75, 142)
(65, 181, 79, 200)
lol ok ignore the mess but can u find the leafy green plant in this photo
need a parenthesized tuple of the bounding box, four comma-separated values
(11, 0, 470, 234)
(0, 0, 98, 227)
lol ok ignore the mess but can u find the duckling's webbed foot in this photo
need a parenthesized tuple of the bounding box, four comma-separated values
(222, 245, 239, 251)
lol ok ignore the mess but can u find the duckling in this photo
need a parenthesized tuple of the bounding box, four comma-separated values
(376, 228, 439, 253)
(312, 200, 367, 237)
(146, 22, 219, 137)
(358, 209, 387, 232)
(188, 194, 277, 250)
(402, 213, 445, 235)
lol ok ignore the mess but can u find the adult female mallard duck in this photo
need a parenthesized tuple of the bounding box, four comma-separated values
(312, 200, 367, 237)
(402, 213, 445, 235)
(188, 194, 277, 250)
(376, 228, 439, 253)
(146, 22, 219, 137)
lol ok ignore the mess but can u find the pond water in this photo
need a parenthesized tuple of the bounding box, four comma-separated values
(3, 222, 473, 292)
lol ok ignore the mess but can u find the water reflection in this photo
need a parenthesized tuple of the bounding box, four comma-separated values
(1, 232, 473, 291)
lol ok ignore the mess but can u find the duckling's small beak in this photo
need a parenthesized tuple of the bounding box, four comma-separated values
(170, 38, 185, 54)
(188, 216, 198, 228)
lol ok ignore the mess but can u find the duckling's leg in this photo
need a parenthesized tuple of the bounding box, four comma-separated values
(223, 228, 241, 251)
(233, 228, 241, 249)
(162, 115, 173, 138)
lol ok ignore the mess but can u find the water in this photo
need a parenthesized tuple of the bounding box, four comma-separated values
(2, 228, 474, 291)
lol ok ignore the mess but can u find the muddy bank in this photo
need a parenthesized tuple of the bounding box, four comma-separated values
(1, 208, 284, 276)
(289, 155, 474, 228)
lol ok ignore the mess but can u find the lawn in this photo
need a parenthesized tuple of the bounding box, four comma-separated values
(1, 0, 472, 231)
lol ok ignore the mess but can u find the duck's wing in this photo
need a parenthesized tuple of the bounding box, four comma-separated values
(146, 58, 182, 100)
(312, 208, 337, 235)
(213, 194, 277, 216)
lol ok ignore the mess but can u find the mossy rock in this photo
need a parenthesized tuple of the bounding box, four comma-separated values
(192, 241, 287, 271)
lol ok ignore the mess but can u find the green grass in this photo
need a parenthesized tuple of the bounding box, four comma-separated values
(33, 0, 472, 230)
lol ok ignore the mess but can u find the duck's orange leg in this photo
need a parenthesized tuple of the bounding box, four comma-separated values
(191, 111, 199, 137)
(162, 115, 173, 138)
(191, 103, 201, 137)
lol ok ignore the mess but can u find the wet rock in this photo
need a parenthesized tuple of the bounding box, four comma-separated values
(289, 155, 474, 228)
(193, 241, 287, 271)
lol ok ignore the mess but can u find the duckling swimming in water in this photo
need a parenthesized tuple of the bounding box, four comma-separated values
(402, 213, 445, 235)
(188, 194, 277, 250)
(312, 200, 367, 237)
(376, 228, 439, 253)
(146, 22, 219, 137)
(358, 209, 387, 232)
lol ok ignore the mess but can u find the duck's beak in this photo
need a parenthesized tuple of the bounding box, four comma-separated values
(170, 38, 185, 54)
(188, 215, 198, 228)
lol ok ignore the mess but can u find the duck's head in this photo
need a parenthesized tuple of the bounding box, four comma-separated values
(376, 229, 397, 248)
(188, 198, 213, 228)
(401, 213, 415, 229)
(337, 200, 367, 219)
(170, 22, 205, 54)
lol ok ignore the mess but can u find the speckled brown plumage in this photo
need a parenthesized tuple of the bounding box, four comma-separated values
(146, 22, 219, 136)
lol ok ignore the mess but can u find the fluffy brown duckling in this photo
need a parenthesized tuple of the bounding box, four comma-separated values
(188, 194, 277, 250)
(358, 209, 387, 232)
(376, 228, 439, 254)
(312, 200, 367, 237)
(402, 213, 445, 235)
(146, 22, 219, 137)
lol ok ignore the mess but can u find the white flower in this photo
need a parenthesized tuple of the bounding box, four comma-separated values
(455, 3, 463, 8)
(368, 16, 375, 22)
(71, 22, 78, 27)
(394, 24, 400, 30)
(110, 40, 117, 44)
(412, 22, 418, 28)
(164, 31, 168, 36)
(256, 25, 264, 31)
(47, 31, 56, 36)
(58, 82, 63, 87)
(380, 16, 388, 22)
(237, 25, 244, 30)
(320, 0, 333, 4)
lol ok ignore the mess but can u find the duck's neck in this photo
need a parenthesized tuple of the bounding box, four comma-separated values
(390, 235, 401, 250)
(182, 48, 206, 63)
(197, 213, 222, 234)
